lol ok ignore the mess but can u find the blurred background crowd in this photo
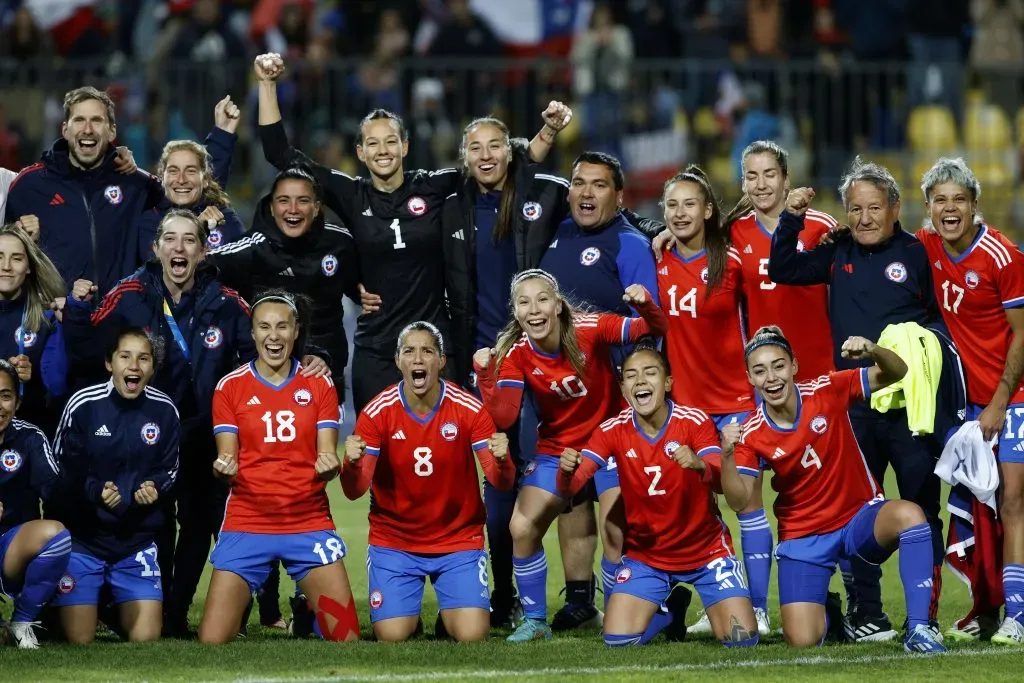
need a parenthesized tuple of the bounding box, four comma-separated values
(0, 0, 1012, 229)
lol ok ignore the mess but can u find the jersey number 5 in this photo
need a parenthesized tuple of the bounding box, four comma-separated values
(262, 410, 297, 443)
(758, 258, 777, 291)
(666, 285, 697, 318)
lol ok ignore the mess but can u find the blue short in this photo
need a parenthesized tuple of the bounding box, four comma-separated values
(612, 555, 750, 610)
(594, 455, 620, 496)
(711, 412, 751, 433)
(51, 544, 163, 606)
(522, 455, 620, 498)
(366, 545, 489, 622)
(0, 524, 24, 595)
(211, 530, 347, 593)
(971, 403, 1024, 464)
(775, 499, 889, 606)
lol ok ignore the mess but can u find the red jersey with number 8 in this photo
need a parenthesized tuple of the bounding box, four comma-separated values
(734, 369, 880, 541)
(213, 360, 340, 534)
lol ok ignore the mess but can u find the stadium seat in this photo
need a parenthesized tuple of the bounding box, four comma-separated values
(707, 155, 736, 195)
(964, 103, 1012, 151)
(1014, 107, 1024, 148)
(865, 152, 909, 192)
(907, 105, 958, 151)
(693, 107, 720, 139)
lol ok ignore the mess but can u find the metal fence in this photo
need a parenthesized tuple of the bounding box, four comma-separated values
(2, 57, 1022, 231)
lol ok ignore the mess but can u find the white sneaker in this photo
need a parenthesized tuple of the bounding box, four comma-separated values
(688, 610, 713, 635)
(9, 622, 40, 650)
(991, 616, 1024, 646)
(755, 607, 771, 637)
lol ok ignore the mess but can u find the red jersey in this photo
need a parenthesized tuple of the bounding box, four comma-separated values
(917, 224, 1024, 406)
(489, 313, 652, 455)
(353, 381, 502, 553)
(657, 247, 755, 413)
(213, 361, 340, 534)
(734, 369, 880, 541)
(730, 209, 836, 379)
(581, 403, 742, 571)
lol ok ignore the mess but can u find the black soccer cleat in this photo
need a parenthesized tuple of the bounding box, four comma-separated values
(550, 601, 603, 631)
(663, 585, 694, 642)
(287, 594, 315, 638)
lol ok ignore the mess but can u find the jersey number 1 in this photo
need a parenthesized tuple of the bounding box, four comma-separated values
(262, 410, 297, 443)
(390, 218, 406, 250)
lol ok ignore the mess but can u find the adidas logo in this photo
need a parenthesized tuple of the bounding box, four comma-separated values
(549, 239, 558, 248)
(1014, 442, 1024, 453)
(247, 396, 261, 406)
(625, 448, 638, 459)
(658, 267, 668, 276)
(772, 447, 786, 460)
(94, 425, 111, 436)
(532, 368, 543, 376)
(279, 267, 295, 277)
(718, 578, 735, 589)
(392, 430, 406, 440)
(453, 229, 465, 240)
(743, 244, 753, 254)
(1007, 595, 1024, 603)
(50, 193, 65, 206)
(917, 578, 933, 589)
(362, 207, 373, 217)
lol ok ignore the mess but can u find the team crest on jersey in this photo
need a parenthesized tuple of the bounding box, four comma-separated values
(524, 460, 538, 477)
(885, 261, 907, 283)
(141, 423, 161, 445)
(663, 441, 681, 458)
(615, 567, 632, 584)
(14, 326, 37, 348)
(810, 415, 828, 435)
(321, 254, 338, 277)
(0, 449, 22, 472)
(207, 228, 223, 248)
(202, 326, 223, 349)
(700, 267, 709, 284)
(407, 196, 427, 216)
(58, 574, 76, 594)
(580, 247, 601, 266)
(797, 239, 806, 252)
(293, 389, 313, 406)
(522, 201, 542, 221)
(104, 185, 123, 205)
(369, 590, 384, 610)
(965, 270, 980, 289)
(440, 422, 459, 441)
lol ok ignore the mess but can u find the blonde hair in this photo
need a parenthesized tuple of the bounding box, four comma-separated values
(0, 224, 65, 333)
(157, 140, 231, 207)
(493, 270, 587, 379)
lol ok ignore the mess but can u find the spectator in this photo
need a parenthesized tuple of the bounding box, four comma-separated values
(623, 0, 680, 59)
(730, 83, 781, 175)
(21, 0, 108, 57)
(0, 6, 51, 59)
(906, 0, 968, 116)
(0, 104, 25, 172)
(571, 3, 634, 158)
(251, 0, 315, 57)
(428, 0, 500, 58)
(970, 0, 1024, 113)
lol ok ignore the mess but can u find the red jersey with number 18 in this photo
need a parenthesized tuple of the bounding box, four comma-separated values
(657, 247, 755, 414)
(917, 224, 1024, 406)
(355, 380, 498, 553)
(730, 209, 836, 379)
(213, 360, 340, 534)
(734, 369, 880, 541)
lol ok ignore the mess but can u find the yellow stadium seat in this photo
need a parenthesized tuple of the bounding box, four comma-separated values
(907, 105, 958, 151)
(964, 103, 1011, 151)
(693, 107, 720, 139)
(1014, 107, 1024, 147)
(864, 152, 908, 192)
(973, 161, 1013, 189)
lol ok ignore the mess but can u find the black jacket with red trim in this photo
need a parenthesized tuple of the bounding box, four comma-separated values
(62, 261, 254, 430)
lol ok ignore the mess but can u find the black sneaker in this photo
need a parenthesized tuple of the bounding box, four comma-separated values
(288, 594, 315, 638)
(490, 592, 524, 629)
(843, 609, 898, 642)
(550, 601, 603, 631)
(663, 585, 693, 642)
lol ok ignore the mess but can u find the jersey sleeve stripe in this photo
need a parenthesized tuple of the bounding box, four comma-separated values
(496, 379, 525, 388)
(317, 420, 339, 429)
(727, 249, 743, 265)
(144, 387, 181, 418)
(428, 167, 458, 176)
(1003, 295, 1024, 309)
(365, 393, 402, 419)
(979, 235, 1011, 268)
(213, 424, 239, 434)
(216, 364, 252, 391)
(696, 445, 721, 458)
(535, 173, 570, 187)
(621, 317, 630, 345)
(737, 466, 761, 478)
(365, 446, 381, 456)
(209, 232, 266, 255)
(805, 209, 839, 228)
(446, 384, 484, 409)
(472, 439, 488, 451)
(581, 448, 608, 467)
(859, 367, 871, 400)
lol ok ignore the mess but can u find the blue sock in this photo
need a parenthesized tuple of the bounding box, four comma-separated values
(600, 558, 617, 612)
(513, 550, 548, 621)
(485, 481, 517, 598)
(605, 632, 642, 647)
(898, 523, 934, 629)
(738, 509, 773, 612)
(12, 529, 71, 622)
(837, 557, 857, 611)
(1003, 564, 1024, 623)
(639, 608, 672, 644)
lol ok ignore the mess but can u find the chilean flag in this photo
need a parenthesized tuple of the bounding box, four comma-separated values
(470, 0, 593, 57)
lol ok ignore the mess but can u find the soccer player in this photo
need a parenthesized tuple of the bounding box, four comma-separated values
(0, 360, 70, 649)
(654, 166, 770, 636)
(473, 269, 667, 642)
(200, 291, 358, 644)
(52, 327, 179, 644)
(558, 341, 759, 647)
(720, 326, 945, 653)
(916, 157, 1024, 645)
(342, 321, 515, 642)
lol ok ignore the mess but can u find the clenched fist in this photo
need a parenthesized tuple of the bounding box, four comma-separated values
(345, 435, 367, 463)
(316, 450, 342, 480)
(786, 187, 815, 216)
(488, 433, 509, 461)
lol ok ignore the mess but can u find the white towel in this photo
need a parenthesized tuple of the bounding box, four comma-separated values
(934, 421, 999, 511)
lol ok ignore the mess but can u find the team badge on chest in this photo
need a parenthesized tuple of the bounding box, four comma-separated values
(293, 389, 313, 406)
(663, 441, 681, 458)
(580, 247, 601, 266)
(407, 196, 427, 216)
(104, 185, 123, 205)
(440, 422, 459, 441)
(964, 270, 980, 289)
(141, 422, 161, 445)
(810, 415, 828, 435)
(522, 201, 542, 221)
(207, 229, 223, 248)
(700, 267, 709, 284)
(14, 326, 37, 348)
(202, 326, 223, 349)
(1, 449, 22, 472)
(885, 261, 907, 283)
(322, 254, 338, 277)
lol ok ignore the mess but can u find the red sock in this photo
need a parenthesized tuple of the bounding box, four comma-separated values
(315, 594, 360, 641)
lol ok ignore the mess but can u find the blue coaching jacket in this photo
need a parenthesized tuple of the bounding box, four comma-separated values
(768, 211, 942, 370)
(52, 382, 179, 561)
(0, 419, 59, 536)
(62, 262, 255, 430)
(0, 298, 67, 432)
(5, 140, 165, 296)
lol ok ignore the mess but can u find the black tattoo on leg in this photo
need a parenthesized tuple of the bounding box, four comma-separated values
(722, 615, 754, 644)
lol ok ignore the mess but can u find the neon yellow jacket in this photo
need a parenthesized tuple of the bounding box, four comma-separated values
(870, 322, 942, 435)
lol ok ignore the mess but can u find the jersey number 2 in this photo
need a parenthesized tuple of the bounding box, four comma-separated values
(262, 410, 296, 443)
(644, 465, 666, 496)
(390, 218, 406, 250)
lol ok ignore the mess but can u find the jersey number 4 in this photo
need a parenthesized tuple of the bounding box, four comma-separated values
(262, 410, 297, 443)
(801, 444, 822, 470)
(666, 285, 697, 318)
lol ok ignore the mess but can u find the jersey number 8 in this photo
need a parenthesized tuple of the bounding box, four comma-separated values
(413, 446, 433, 477)
(261, 410, 297, 443)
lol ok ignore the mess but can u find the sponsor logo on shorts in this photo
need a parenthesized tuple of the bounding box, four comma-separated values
(141, 422, 161, 445)
(615, 567, 632, 584)
(523, 460, 538, 477)
(58, 574, 76, 594)
(369, 590, 384, 610)
(885, 261, 907, 283)
(810, 415, 828, 435)
(293, 389, 312, 406)
(440, 422, 458, 441)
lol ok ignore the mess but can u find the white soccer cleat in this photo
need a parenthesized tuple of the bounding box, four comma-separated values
(9, 622, 40, 650)
(688, 610, 713, 635)
(755, 607, 771, 637)
(991, 616, 1024, 646)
